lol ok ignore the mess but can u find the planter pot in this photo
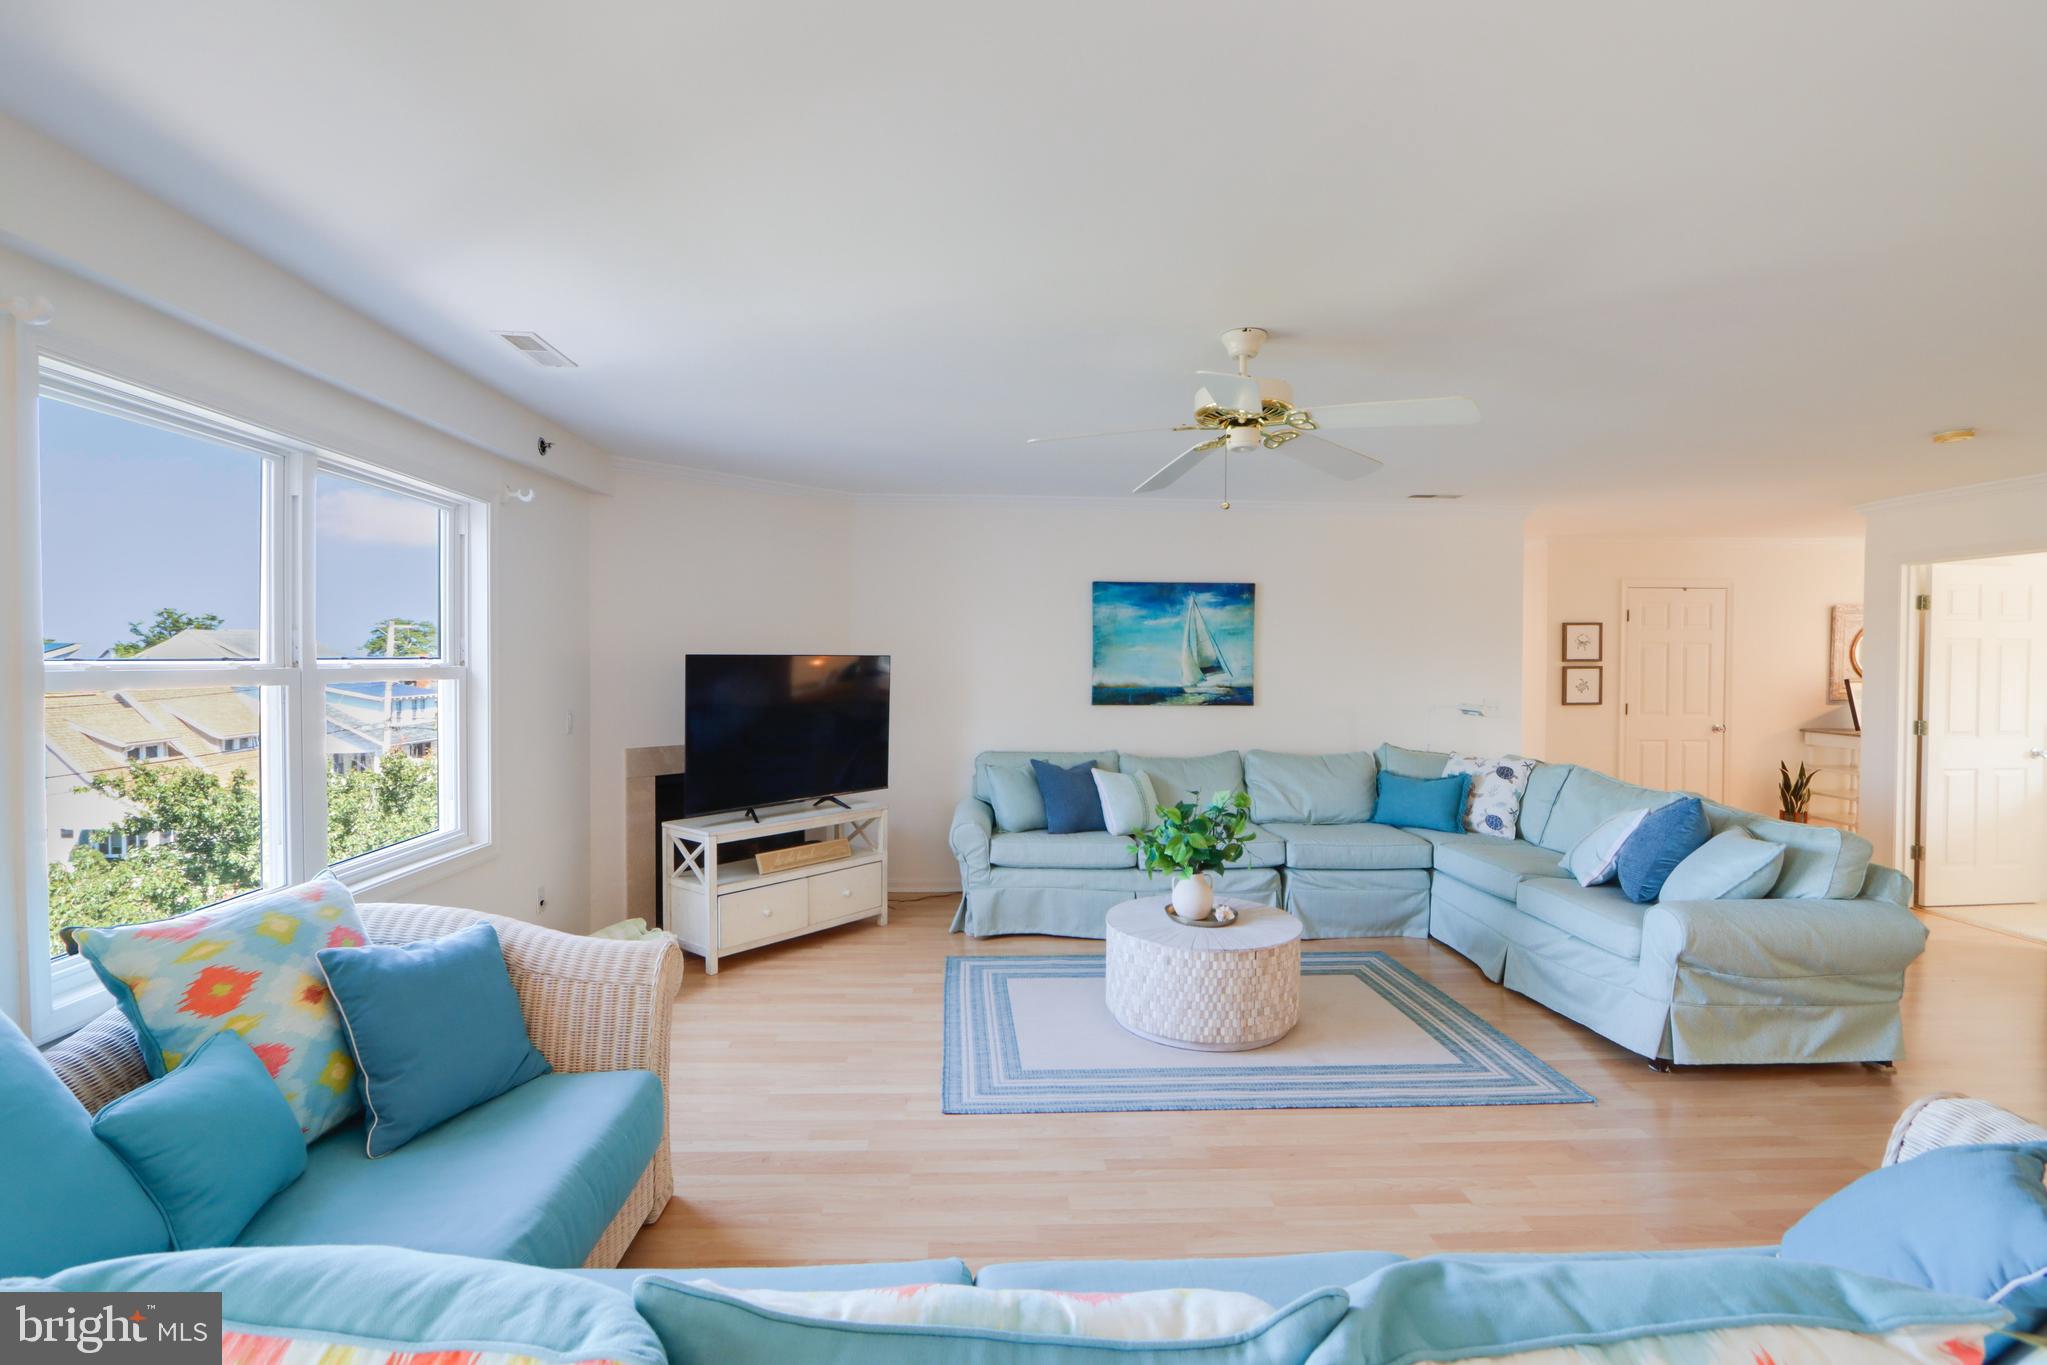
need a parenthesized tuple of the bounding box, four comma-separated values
(1170, 874, 1215, 922)
(1779, 810, 1811, 824)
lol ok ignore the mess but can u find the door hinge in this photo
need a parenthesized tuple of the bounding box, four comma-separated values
(1915, 593, 1932, 611)
(1909, 843, 1925, 861)
(1623, 702, 1630, 715)
(1911, 719, 1928, 737)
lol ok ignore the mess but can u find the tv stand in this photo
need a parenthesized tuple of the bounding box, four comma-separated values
(813, 795, 852, 810)
(661, 800, 887, 974)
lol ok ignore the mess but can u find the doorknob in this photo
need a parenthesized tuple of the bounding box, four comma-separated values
(2030, 748, 2047, 759)
(1711, 724, 1726, 733)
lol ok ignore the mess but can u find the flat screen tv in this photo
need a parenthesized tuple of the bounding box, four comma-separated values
(683, 654, 891, 818)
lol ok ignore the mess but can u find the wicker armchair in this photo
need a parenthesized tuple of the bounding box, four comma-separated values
(42, 901, 683, 1270)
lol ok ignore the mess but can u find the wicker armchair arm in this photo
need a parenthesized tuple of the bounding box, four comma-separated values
(357, 902, 682, 1076)
(1884, 1093, 2047, 1166)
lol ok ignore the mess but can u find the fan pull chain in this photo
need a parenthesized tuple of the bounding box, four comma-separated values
(1220, 451, 1231, 510)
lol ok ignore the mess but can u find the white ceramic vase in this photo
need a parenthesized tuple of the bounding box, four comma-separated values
(1170, 873, 1215, 922)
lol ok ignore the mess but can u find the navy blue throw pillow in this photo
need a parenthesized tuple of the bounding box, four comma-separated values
(1373, 772, 1471, 833)
(1031, 759, 1107, 834)
(1614, 796, 1711, 903)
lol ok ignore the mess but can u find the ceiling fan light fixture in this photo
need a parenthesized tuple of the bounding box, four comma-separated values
(1931, 427, 1977, 444)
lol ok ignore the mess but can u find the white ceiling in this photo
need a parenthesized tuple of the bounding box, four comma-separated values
(1, 1, 2043, 532)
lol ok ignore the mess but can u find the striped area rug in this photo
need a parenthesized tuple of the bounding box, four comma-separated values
(942, 951, 1593, 1115)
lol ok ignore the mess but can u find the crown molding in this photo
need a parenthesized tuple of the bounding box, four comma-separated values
(1857, 470, 2047, 515)
(608, 456, 1528, 517)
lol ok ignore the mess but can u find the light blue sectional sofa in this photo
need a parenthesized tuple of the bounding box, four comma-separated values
(949, 745, 1928, 1067)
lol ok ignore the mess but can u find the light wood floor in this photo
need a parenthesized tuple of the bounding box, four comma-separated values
(623, 893, 2047, 1271)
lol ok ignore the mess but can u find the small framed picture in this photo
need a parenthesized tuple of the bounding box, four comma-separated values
(1844, 677, 1863, 732)
(1562, 666, 1603, 705)
(1562, 622, 1603, 662)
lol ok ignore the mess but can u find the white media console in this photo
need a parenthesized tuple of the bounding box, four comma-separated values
(660, 800, 887, 973)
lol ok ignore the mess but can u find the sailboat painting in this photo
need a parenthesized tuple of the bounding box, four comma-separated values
(1091, 581, 1255, 706)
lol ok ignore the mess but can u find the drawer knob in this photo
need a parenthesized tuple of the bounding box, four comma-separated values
(762, 907, 774, 916)
(840, 887, 851, 897)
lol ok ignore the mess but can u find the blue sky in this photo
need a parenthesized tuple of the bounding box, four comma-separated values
(1092, 581, 1256, 687)
(39, 397, 440, 658)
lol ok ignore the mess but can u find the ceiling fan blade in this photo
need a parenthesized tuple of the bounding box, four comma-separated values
(1193, 371, 1264, 414)
(1276, 435, 1385, 481)
(1300, 396, 1480, 430)
(1026, 423, 1191, 445)
(1133, 439, 1221, 493)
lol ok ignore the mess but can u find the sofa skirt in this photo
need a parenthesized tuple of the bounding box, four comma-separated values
(1281, 868, 1430, 939)
(953, 867, 1284, 938)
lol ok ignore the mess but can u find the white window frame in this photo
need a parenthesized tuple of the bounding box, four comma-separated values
(19, 357, 490, 1040)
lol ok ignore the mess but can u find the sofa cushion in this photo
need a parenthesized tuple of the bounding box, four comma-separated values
(1442, 755, 1539, 839)
(1516, 762, 1573, 846)
(1124, 751, 1245, 808)
(0, 1010, 169, 1277)
(1376, 742, 1452, 778)
(47, 1244, 666, 1365)
(1659, 829, 1785, 902)
(91, 1031, 305, 1251)
(1424, 833, 1571, 902)
(1703, 802, 1875, 899)
(990, 830, 1139, 870)
(236, 1070, 662, 1267)
(1534, 767, 1678, 855)
(974, 751, 1119, 831)
(1265, 822, 1434, 871)
(1780, 1142, 2047, 1361)
(1558, 809, 1650, 887)
(1243, 750, 1376, 825)
(1325, 1253, 2006, 1365)
(568, 1259, 977, 1295)
(1516, 878, 1651, 960)
(976, 1251, 1405, 1304)
(1093, 768, 1161, 836)
(634, 1276, 1350, 1365)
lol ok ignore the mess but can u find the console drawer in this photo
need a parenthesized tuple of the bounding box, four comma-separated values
(719, 879, 808, 949)
(808, 863, 884, 921)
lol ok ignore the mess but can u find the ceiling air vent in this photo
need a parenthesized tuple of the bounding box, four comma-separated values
(1407, 493, 1464, 500)
(495, 331, 578, 368)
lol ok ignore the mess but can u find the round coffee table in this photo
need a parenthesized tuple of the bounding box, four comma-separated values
(1103, 897, 1302, 1052)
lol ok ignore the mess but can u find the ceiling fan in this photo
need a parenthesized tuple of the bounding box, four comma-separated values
(1027, 328, 1479, 502)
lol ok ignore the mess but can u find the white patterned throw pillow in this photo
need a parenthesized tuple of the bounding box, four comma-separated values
(1444, 755, 1539, 839)
(691, 1281, 1277, 1342)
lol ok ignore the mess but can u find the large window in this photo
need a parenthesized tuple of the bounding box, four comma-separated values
(31, 360, 484, 1028)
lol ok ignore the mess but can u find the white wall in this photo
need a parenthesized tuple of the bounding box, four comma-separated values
(587, 478, 1529, 899)
(1860, 475, 2047, 873)
(1529, 536, 1863, 817)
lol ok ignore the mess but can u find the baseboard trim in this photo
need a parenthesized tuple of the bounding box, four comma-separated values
(889, 881, 962, 896)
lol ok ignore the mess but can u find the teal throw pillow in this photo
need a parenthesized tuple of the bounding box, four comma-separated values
(1031, 759, 1107, 835)
(1614, 796, 1711, 904)
(92, 1031, 306, 1249)
(0, 1010, 169, 1276)
(1373, 772, 1471, 833)
(1780, 1143, 2047, 1361)
(316, 922, 550, 1158)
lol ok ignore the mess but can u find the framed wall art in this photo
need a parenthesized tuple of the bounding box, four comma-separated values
(1561, 666, 1603, 706)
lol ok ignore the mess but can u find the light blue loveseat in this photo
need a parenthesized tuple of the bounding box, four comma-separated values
(948, 745, 1927, 1067)
(38, 900, 683, 1269)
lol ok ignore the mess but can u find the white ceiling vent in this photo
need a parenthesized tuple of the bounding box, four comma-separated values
(495, 331, 578, 368)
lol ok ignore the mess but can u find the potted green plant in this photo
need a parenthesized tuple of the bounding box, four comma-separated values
(1778, 760, 1819, 823)
(1134, 790, 1255, 922)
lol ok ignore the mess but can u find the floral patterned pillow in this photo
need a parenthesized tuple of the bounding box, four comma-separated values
(71, 873, 368, 1141)
(1443, 755, 1540, 839)
(688, 1281, 1278, 1341)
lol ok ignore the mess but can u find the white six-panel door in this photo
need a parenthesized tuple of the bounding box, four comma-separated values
(1619, 585, 1727, 802)
(1920, 560, 2047, 906)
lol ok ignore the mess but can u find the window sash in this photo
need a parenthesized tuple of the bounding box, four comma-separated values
(23, 359, 485, 1040)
